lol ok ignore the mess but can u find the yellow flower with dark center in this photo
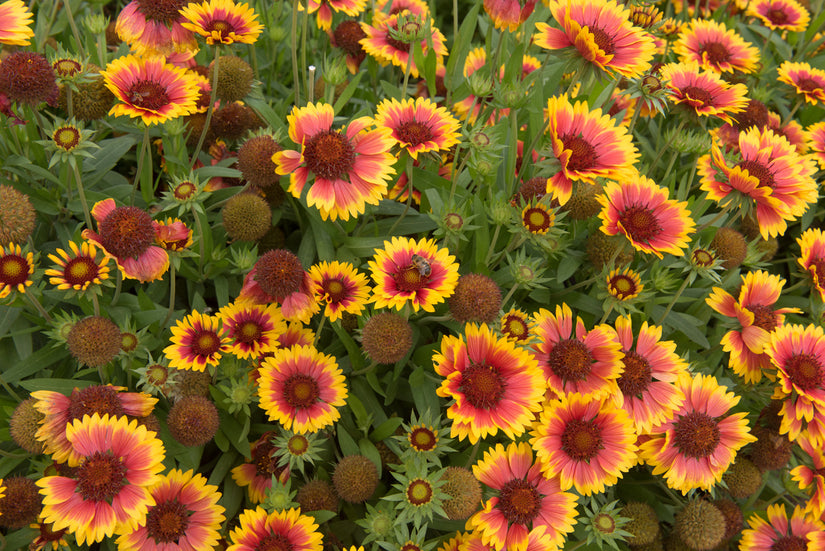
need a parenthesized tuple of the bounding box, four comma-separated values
(164, 310, 231, 371)
(0, 242, 34, 298)
(179, 0, 263, 45)
(606, 267, 642, 301)
(45, 241, 110, 292)
(308, 260, 370, 321)
(747, 0, 810, 31)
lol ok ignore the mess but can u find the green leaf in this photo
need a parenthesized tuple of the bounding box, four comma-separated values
(4, 346, 69, 383)
(370, 417, 404, 443)
(17, 378, 96, 393)
(358, 438, 383, 474)
(333, 72, 366, 114)
(348, 393, 371, 429)
(84, 136, 137, 186)
(409, 366, 441, 417)
(556, 252, 583, 283)
(208, 449, 240, 486)
(337, 425, 360, 456)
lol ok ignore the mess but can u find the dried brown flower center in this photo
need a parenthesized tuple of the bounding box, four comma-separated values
(136, 0, 189, 22)
(67, 386, 124, 422)
(128, 80, 171, 111)
(700, 42, 731, 64)
(304, 130, 355, 180)
(255, 250, 304, 299)
(561, 418, 603, 461)
(560, 134, 598, 172)
(619, 205, 661, 244)
(673, 411, 720, 458)
(784, 353, 823, 391)
(460, 363, 505, 409)
(145, 498, 189, 543)
(334, 21, 367, 57)
(98, 206, 155, 259)
(283, 374, 320, 408)
(617, 350, 652, 397)
(253, 442, 279, 477)
(737, 159, 775, 189)
(498, 478, 541, 525)
(76, 451, 128, 502)
(548, 338, 594, 383)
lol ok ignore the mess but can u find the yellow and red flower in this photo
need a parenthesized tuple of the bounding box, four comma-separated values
(739, 505, 825, 551)
(611, 316, 688, 433)
(359, 14, 447, 79)
(433, 324, 545, 444)
(798, 228, 825, 302)
(521, 203, 555, 235)
(641, 373, 755, 494)
(706, 270, 800, 384)
(807, 121, 825, 169)
(32, 384, 157, 465)
(673, 19, 760, 74)
(0, 242, 34, 298)
(500, 308, 533, 344)
(231, 431, 290, 503)
(374, 97, 460, 160)
(545, 94, 639, 206)
(606, 267, 643, 302)
(791, 438, 825, 518)
(102, 55, 200, 126)
(483, 0, 537, 32)
(0, 0, 33, 46)
(597, 176, 695, 259)
(659, 61, 749, 123)
(218, 301, 287, 359)
(306, 0, 366, 31)
(258, 345, 348, 434)
(747, 0, 811, 31)
(37, 414, 165, 546)
(45, 241, 110, 292)
(308, 260, 370, 322)
(467, 442, 577, 551)
(115, 0, 198, 56)
(534, 0, 655, 79)
(368, 236, 460, 312)
(115, 469, 225, 551)
(531, 393, 637, 495)
(699, 127, 818, 239)
(531, 303, 623, 400)
(164, 310, 231, 371)
(226, 507, 323, 551)
(154, 217, 192, 251)
(778, 61, 825, 105)
(273, 102, 396, 221)
(179, 0, 263, 44)
(238, 250, 320, 324)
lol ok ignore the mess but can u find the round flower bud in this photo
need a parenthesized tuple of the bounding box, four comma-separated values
(710, 227, 747, 270)
(211, 102, 263, 142)
(333, 455, 379, 503)
(0, 185, 36, 245)
(64, 64, 115, 121)
(361, 312, 413, 364)
(174, 369, 213, 398)
(9, 398, 44, 454)
(449, 273, 502, 324)
(622, 502, 660, 546)
(586, 231, 634, 270)
(210, 55, 254, 103)
(296, 479, 338, 512)
(674, 500, 725, 551)
(67, 316, 122, 368)
(440, 466, 482, 520)
(748, 425, 792, 471)
(722, 457, 763, 499)
(166, 396, 220, 447)
(712, 499, 743, 542)
(512, 177, 548, 207)
(0, 477, 42, 529)
(238, 135, 283, 189)
(222, 193, 272, 242)
(562, 181, 601, 220)
(0, 52, 58, 105)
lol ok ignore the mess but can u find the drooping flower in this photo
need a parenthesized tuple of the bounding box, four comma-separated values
(306, 0, 367, 31)
(368, 236, 460, 312)
(153, 218, 193, 251)
(597, 176, 695, 259)
(798, 228, 825, 302)
(231, 431, 291, 503)
(641, 372, 756, 494)
(673, 19, 759, 74)
(433, 324, 545, 443)
(706, 270, 800, 384)
(238, 249, 321, 324)
(0, 0, 33, 46)
(308, 261, 370, 322)
(747, 0, 811, 32)
(226, 507, 323, 551)
(790, 438, 825, 518)
(258, 345, 348, 434)
(698, 127, 818, 239)
(360, 14, 448, 79)
(483, 0, 537, 32)
(218, 301, 287, 359)
(534, 0, 655, 79)
(530, 393, 637, 495)
(807, 121, 825, 170)
(179, 0, 264, 45)
(32, 384, 157, 465)
(115, 0, 198, 56)
(45, 241, 110, 293)
(611, 316, 688, 433)
(101, 55, 200, 126)
(658, 61, 749, 123)
(544, 94, 639, 206)
(777, 61, 825, 105)
(273, 102, 396, 221)
(531, 303, 624, 400)
(374, 97, 460, 160)
(164, 310, 231, 371)
(82, 199, 171, 282)
(0, 242, 34, 298)
(739, 504, 825, 551)
(36, 414, 166, 546)
(115, 469, 225, 551)
(466, 442, 578, 551)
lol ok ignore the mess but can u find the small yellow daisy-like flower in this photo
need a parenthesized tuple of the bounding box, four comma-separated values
(45, 241, 110, 292)
(180, 0, 264, 45)
(308, 260, 370, 322)
(521, 203, 555, 235)
(0, 0, 34, 46)
(606, 267, 643, 301)
(0, 242, 34, 298)
(164, 310, 232, 371)
(499, 308, 533, 344)
(218, 301, 287, 360)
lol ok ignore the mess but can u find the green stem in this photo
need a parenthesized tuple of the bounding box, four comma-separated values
(313, 315, 327, 346)
(448, 98, 478, 204)
(506, 108, 518, 197)
(111, 270, 122, 306)
(696, 201, 734, 233)
(66, 87, 74, 119)
(161, 262, 177, 328)
(63, 0, 86, 58)
(132, 125, 151, 205)
(291, 0, 301, 105)
(26, 292, 52, 323)
(599, 302, 615, 325)
(484, 224, 502, 265)
(401, 44, 414, 99)
(657, 277, 690, 326)
(190, 45, 220, 169)
(301, 3, 310, 103)
(96, 24, 108, 67)
(351, 361, 378, 376)
(0, 371, 22, 403)
(388, 156, 414, 235)
(191, 204, 205, 278)
(91, 293, 100, 316)
(71, 160, 93, 229)
(248, 43, 260, 82)
(648, 119, 687, 174)
(464, 440, 481, 469)
(500, 283, 520, 307)
(626, 100, 642, 137)
(782, 98, 803, 127)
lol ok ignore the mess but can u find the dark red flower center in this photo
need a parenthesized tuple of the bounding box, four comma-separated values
(406, 478, 433, 505)
(401, 543, 421, 551)
(699, 42, 731, 64)
(771, 536, 807, 551)
(523, 207, 553, 233)
(235, 320, 263, 344)
(322, 278, 348, 303)
(459, 363, 505, 409)
(617, 350, 652, 398)
(588, 26, 615, 55)
(173, 181, 197, 200)
(191, 329, 222, 358)
(594, 512, 617, 534)
(409, 426, 437, 451)
(147, 364, 169, 386)
(692, 248, 715, 267)
(253, 441, 280, 477)
(303, 130, 355, 181)
(98, 206, 156, 259)
(795, 77, 822, 93)
(287, 434, 309, 455)
(560, 134, 598, 172)
(608, 274, 638, 300)
(561, 419, 603, 461)
(498, 478, 541, 525)
(766, 8, 789, 24)
(63, 256, 100, 287)
(681, 85, 713, 107)
(737, 159, 775, 189)
(54, 126, 80, 151)
(396, 120, 433, 147)
(145, 498, 190, 543)
(333, 20, 367, 57)
(393, 263, 430, 291)
(256, 533, 294, 551)
(784, 353, 823, 391)
(501, 314, 529, 340)
(810, 257, 825, 284)
(547, 338, 593, 383)
(283, 374, 320, 408)
(121, 332, 138, 352)
(206, 20, 233, 35)
(136, 0, 189, 22)
(0, 253, 29, 288)
(127, 80, 171, 111)
(53, 58, 82, 77)
(76, 451, 128, 503)
(67, 385, 125, 423)
(745, 304, 777, 332)
(673, 411, 720, 458)
(618, 205, 661, 244)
